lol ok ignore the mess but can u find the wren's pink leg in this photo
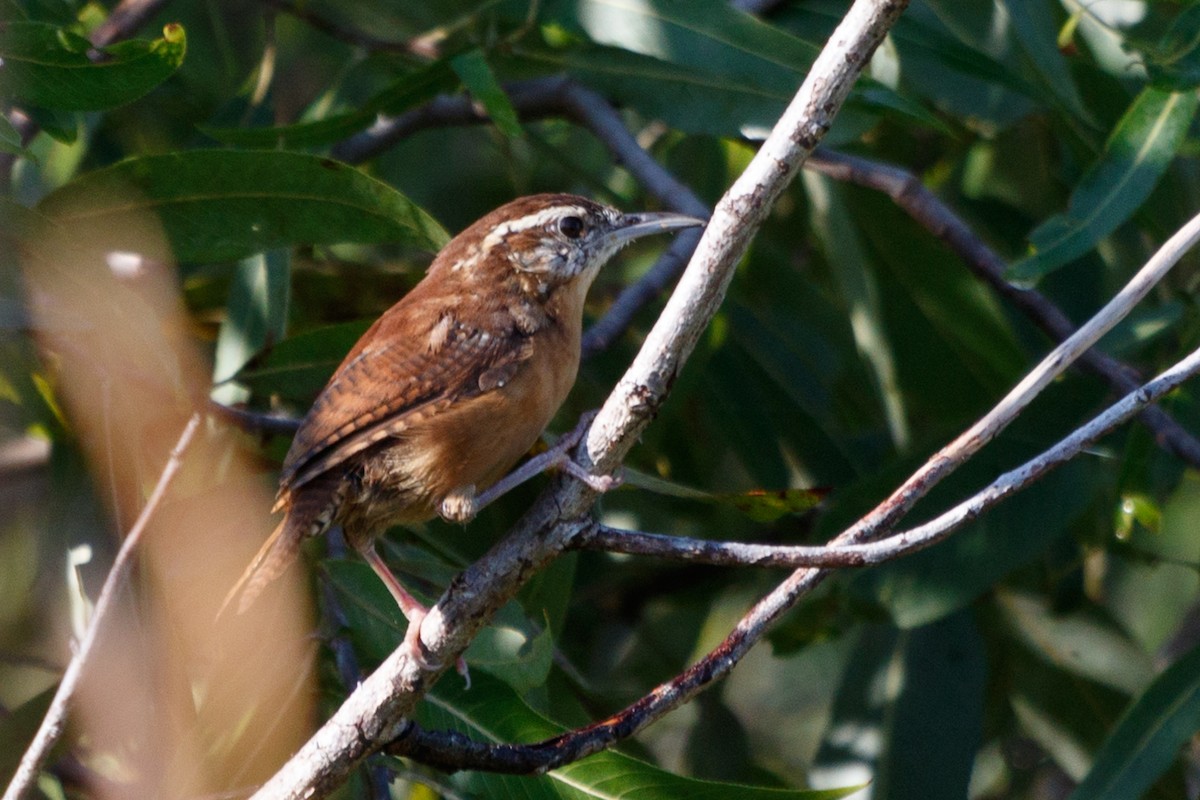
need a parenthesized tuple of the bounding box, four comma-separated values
(439, 411, 620, 524)
(359, 542, 469, 685)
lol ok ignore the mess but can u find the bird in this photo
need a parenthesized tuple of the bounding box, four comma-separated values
(223, 193, 704, 665)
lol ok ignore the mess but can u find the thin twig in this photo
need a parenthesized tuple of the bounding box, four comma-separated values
(2, 412, 202, 800)
(807, 148, 1200, 467)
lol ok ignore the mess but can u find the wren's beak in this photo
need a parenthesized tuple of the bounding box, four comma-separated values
(604, 211, 706, 249)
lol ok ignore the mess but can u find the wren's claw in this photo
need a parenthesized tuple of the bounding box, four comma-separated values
(558, 458, 622, 492)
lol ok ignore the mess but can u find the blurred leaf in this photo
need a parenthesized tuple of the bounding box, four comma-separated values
(997, 590, 1153, 695)
(212, 250, 291, 405)
(1113, 492, 1162, 540)
(623, 468, 825, 522)
(1004, 0, 1094, 122)
(201, 59, 458, 148)
(35, 150, 449, 263)
(1145, 5, 1200, 90)
(0, 21, 186, 111)
(0, 685, 56, 784)
(452, 49, 523, 139)
(542, 0, 818, 82)
(1010, 87, 1199, 282)
(464, 617, 554, 693)
(419, 671, 865, 799)
(234, 319, 371, 405)
(875, 612, 986, 800)
(1069, 642, 1200, 800)
(0, 113, 26, 157)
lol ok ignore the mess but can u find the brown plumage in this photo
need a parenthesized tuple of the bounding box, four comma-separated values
(224, 194, 703, 656)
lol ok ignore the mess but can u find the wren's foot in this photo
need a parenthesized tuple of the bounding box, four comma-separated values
(360, 542, 469, 682)
(439, 411, 618, 524)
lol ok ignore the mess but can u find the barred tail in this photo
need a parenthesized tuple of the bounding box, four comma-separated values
(217, 517, 303, 618)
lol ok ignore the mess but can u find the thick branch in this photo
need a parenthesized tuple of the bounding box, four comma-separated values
(807, 148, 1200, 468)
(249, 2, 908, 796)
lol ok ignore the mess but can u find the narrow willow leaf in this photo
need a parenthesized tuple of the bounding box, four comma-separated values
(530, 0, 934, 135)
(1009, 87, 1199, 282)
(36, 150, 449, 263)
(1069, 642, 1200, 800)
(0, 21, 186, 111)
(1004, 0, 1094, 122)
(452, 49, 522, 138)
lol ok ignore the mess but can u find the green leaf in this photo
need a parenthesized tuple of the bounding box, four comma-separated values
(875, 613, 986, 800)
(234, 320, 372, 405)
(1069, 642, 1200, 800)
(1145, 5, 1200, 90)
(0, 686, 57, 784)
(418, 671, 864, 799)
(1009, 87, 1199, 283)
(1004, 0, 1094, 122)
(201, 60, 458, 149)
(212, 250, 291, 405)
(998, 591, 1153, 696)
(0, 21, 186, 111)
(0, 112, 26, 157)
(544, 0, 818, 86)
(452, 49, 522, 139)
(521, 0, 934, 138)
(35, 150, 449, 263)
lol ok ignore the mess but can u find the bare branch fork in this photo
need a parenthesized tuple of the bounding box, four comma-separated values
(249, 1, 911, 797)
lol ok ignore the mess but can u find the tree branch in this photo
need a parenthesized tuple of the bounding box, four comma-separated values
(248, 2, 909, 796)
(807, 148, 1200, 468)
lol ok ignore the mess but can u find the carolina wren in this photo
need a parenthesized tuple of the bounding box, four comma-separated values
(225, 193, 702, 660)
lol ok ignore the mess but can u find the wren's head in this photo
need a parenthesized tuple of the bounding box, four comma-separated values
(432, 194, 704, 298)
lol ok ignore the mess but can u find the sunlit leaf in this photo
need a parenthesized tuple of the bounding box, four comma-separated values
(1009, 87, 1199, 282)
(0, 22, 186, 111)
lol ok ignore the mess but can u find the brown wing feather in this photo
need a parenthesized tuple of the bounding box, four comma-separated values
(280, 289, 536, 495)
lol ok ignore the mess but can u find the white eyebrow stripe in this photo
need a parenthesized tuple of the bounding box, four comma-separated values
(479, 205, 592, 252)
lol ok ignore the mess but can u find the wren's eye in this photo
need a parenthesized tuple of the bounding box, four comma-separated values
(558, 215, 585, 239)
